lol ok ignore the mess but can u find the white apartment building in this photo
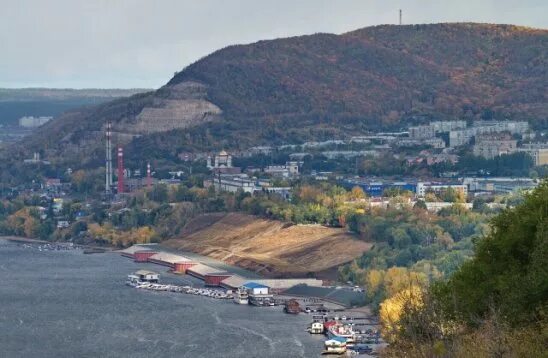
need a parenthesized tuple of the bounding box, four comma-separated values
(416, 182, 468, 197)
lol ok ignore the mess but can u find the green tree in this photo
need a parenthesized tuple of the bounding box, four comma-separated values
(434, 180, 548, 326)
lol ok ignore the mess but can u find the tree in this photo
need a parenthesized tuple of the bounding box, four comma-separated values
(414, 200, 427, 210)
(350, 186, 366, 201)
(148, 184, 168, 202)
(433, 180, 548, 326)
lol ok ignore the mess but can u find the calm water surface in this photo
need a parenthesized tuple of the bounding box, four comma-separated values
(0, 239, 324, 357)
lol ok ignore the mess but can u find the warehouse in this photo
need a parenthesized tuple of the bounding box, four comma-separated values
(133, 250, 157, 262)
(204, 272, 233, 286)
(220, 276, 323, 292)
(220, 275, 248, 290)
(148, 252, 191, 269)
(173, 261, 198, 274)
(118, 245, 152, 259)
(186, 263, 219, 280)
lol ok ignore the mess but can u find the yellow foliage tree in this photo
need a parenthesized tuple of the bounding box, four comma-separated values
(379, 285, 424, 342)
(384, 267, 427, 297)
(6, 208, 39, 238)
(350, 186, 366, 201)
(365, 269, 385, 298)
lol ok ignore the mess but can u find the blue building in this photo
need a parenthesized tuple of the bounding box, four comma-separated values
(341, 179, 416, 197)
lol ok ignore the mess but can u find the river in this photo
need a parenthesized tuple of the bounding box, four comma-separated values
(0, 239, 324, 357)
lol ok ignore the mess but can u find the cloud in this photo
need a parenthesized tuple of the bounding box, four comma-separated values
(0, 0, 546, 88)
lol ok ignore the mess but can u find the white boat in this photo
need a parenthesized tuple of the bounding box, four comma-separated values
(322, 337, 347, 355)
(308, 322, 324, 334)
(233, 287, 249, 305)
(326, 322, 356, 344)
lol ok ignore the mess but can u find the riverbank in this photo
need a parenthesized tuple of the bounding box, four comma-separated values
(1, 236, 50, 244)
(1, 236, 114, 252)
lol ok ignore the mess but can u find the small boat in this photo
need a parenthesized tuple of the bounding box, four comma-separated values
(322, 336, 347, 355)
(233, 287, 249, 305)
(307, 322, 324, 334)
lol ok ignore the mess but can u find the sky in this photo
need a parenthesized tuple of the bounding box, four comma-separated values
(1, 0, 546, 89)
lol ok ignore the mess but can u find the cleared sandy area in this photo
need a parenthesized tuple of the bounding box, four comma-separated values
(162, 213, 372, 277)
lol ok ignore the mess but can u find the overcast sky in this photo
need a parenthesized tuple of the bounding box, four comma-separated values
(1, 0, 546, 89)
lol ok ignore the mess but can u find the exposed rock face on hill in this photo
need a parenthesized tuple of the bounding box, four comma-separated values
(162, 213, 372, 277)
(3, 23, 547, 168)
(119, 82, 222, 134)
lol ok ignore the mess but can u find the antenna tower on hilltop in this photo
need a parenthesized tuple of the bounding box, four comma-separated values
(399, 9, 402, 25)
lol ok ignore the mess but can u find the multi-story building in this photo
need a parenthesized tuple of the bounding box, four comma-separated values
(430, 120, 467, 133)
(517, 143, 548, 166)
(409, 125, 436, 139)
(18, 116, 52, 128)
(473, 134, 517, 159)
(264, 161, 300, 177)
(449, 121, 529, 147)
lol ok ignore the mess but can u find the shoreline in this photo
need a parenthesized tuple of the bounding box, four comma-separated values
(0, 236, 114, 252)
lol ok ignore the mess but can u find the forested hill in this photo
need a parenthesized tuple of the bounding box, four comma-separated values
(171, 23, 547, 126)
(3, 23, 547, 169)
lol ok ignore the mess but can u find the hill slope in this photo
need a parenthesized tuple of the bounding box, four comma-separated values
(162, 213, 372, 277)
(2, 23, 547, 169)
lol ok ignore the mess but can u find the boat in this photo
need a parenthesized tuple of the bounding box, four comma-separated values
(233, 287, 249, 305)
(307, 322, 324, 334)
(322, 336, 347, 355)
(283, 299, 300, 314)
(126, 274, 141, 287)
(324, 321, 356, 344)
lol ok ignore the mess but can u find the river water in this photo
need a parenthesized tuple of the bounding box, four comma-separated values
(0, 239, 324, 357)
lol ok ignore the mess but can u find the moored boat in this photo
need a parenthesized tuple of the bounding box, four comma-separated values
(322, 336, 347, 355)
(233, 287, 249, 304)
(324, 321, 356, 343)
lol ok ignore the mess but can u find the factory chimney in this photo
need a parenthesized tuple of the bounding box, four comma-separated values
(117, 146, 125, 193)
(146, 162, 152, 188)
(105, 122, 113, 195)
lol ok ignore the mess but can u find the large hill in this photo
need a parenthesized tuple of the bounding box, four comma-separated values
(2, 23, 547, 170)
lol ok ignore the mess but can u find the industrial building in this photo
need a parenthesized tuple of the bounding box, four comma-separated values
(342, 179, 416, 197)
(173, 261, 198, 274)
(186, 263, 219, 280)
(119, 245, 154, 259)
(204, 272, 233, 286)
(119, 246, 324, 293)
(463, 177, 539, 194)
(133, 250, 157, 262)
(206, 174, 257, 194)
(147, 252, 192, 269)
